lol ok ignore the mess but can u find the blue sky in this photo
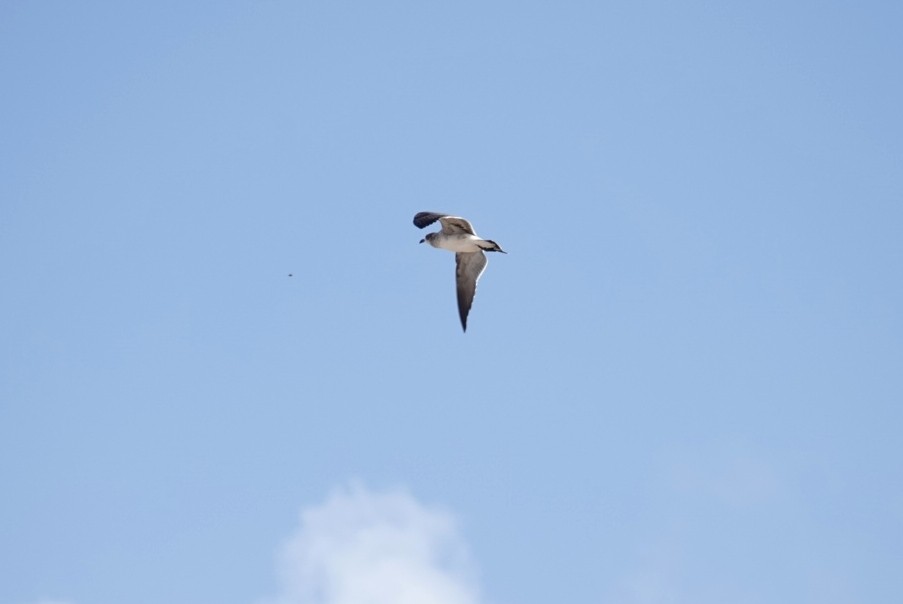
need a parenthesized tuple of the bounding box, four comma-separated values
(2, 2, 901, 603)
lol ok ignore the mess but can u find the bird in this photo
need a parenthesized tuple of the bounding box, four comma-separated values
(413, 211, 506, 332)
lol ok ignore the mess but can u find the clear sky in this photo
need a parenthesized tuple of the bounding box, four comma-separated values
(2, 2, 902, 603)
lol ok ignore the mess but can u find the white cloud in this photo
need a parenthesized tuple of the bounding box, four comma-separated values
(261, 482, 481, 604)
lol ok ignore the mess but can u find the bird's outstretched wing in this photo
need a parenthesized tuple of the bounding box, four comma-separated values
(439, 216, 476, 235)
(413, 212, 477, 235)
(413, 212, 446, 229)
(455, 251, 488, 332)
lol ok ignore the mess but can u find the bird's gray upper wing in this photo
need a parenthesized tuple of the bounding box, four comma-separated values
(455, 251, 488, 332)
(413, 212, 447, 229)
(439, 216, 477, 236)
(413, 212, 478, 236)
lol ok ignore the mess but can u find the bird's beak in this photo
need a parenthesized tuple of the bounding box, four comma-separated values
(419, 238, 425, 244)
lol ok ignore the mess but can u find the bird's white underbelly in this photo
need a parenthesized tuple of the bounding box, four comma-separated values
(432, 234, 484, 253)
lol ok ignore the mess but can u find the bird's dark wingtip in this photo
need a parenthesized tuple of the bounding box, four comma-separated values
(413, 211, 444, 229)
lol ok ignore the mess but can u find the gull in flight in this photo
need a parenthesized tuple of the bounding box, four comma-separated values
(413, 211, 506, 332)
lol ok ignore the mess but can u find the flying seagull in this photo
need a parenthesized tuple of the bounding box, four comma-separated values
(413, 211, 506, 332)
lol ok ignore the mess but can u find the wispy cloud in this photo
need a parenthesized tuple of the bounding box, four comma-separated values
(666, 446, 783, 507)
(260, 482, 481, 604)
(610, 443, 809, 604)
